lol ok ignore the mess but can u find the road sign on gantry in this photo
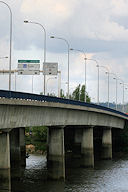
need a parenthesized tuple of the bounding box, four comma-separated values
(43, 62, 58, 75)
(18, 60, 40, 75)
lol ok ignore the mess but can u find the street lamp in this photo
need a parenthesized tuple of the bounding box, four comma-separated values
(0, 56, 8, 59)
(24, 20, 46, 94)
(98, 65, 110, 108)
(119, 79, 124, 112)
(58, 71, 61, 97)
(50, 36, 70, 99)
(70, 48, 87, 102)
(109, 73, 118, 110)
(46, 77, 57, 95)
(85, 58, 100, 105)
(0, 1, 12, 91)
(15, 70, 16, 91)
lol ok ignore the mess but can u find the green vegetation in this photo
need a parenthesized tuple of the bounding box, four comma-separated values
(60, 84, 91, 102)
(70, 84, 91, 102)
(25, 126, 47, 153)
(42, 84, 91, 103)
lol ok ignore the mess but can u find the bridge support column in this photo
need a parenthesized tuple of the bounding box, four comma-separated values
(10, 128, 21, 168)
(81, 127, 94, 167)
(73, 128, 82, 167)
(19, 128, 26, 167)
(0, 131, 10, 169)
(47, 127, 65, 180)
(102, 128, 112, 159)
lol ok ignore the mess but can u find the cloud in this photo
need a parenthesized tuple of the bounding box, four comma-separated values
(21, 0, 78, 29)
(111, 0, 128, 17)
(0, 0, 128, 103)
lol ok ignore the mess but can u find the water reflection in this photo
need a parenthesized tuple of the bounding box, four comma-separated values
(1, 154, 128, 192)
(0, 169, 11, 192)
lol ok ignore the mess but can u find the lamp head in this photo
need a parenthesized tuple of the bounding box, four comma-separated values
(24, 20, 29, 23)
(50, 36, 55, 38)
(70, 48, 74, 51)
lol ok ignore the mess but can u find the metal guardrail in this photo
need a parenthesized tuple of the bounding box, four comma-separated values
(0, 90, 127, 118)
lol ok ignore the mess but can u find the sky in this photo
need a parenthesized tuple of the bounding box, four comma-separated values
(0, 0, 128, 104)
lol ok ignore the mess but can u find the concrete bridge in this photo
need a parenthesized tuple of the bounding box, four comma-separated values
(0, 90, 127, 180)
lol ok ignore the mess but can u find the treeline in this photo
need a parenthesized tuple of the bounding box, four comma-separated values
(48, 84, 91, 102)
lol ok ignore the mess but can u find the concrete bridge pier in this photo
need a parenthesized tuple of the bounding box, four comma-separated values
(0, 169, 11, 191)
(10, 128, 21, 168)
(0, 130, 10, 169)
(19, 128, 26, 167)
(81, 126, 94, 168)
(10, 128, 26, 168)
(47, 126, 65, 180)
(101, 127, 112, 159)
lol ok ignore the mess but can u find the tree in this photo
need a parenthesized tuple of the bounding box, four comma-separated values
(80, 85, 91, 102)
(72, 84, 91, 102)
(72, 84, 81, 101)
(60, 89, 66, 98)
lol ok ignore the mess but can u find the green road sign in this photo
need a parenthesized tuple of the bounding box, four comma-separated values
(18, 60, 40, 63)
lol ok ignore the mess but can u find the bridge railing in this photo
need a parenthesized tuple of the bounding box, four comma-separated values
(0, 90, 127, 118)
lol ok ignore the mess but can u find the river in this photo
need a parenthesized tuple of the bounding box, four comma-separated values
(1, 154, 128, 192)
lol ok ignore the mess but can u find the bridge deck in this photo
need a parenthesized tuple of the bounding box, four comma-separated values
(0, 90, 127, 119)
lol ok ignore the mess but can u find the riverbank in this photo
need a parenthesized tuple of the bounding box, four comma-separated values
(25, 126, 47, 154)
(26, 144, 46, 155)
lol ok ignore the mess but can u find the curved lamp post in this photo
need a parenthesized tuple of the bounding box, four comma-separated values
(109, 73, 118, 110)
(70, 48, 87, 102)
(119, 79, 125, 112)
(0, 1, 12, 91)
(98, 65, 110, 108)
(50, 36, 70, 99)
(86, 58, 100, 105)
(24, 20, 46, 94)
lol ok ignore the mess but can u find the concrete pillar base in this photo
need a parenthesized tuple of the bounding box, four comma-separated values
(19, 128, 26, 167)
(81, 127, 94, 168)
(47, 127, 65, 180)
(0, 132, 10, 169)
(102, 128, 112, 159)
(10, 129, 21, 168)
(0, 169, 11, 191)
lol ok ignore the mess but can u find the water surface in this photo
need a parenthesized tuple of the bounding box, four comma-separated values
(1, 154, 128, 192)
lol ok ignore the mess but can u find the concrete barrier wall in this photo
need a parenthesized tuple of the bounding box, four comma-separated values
(0, 99, 126, 130)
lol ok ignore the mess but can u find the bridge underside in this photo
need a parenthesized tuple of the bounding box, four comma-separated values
(0, 98, 127, 180)
(0, 125, 122, 180)
(47, 126, 114, 180)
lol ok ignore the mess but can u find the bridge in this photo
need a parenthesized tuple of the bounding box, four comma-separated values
(0, 90, 127, 180)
